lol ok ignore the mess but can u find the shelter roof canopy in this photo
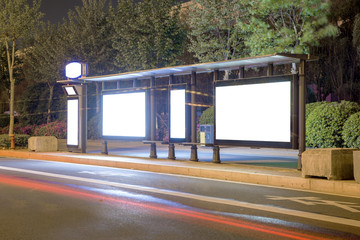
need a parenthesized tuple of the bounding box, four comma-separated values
(79, 53, 312, 82)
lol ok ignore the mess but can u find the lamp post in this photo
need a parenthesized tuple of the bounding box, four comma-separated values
(63, 62, 88, 153)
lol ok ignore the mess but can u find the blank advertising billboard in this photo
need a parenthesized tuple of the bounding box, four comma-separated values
(215, 81, 291, 143)
(102, 92, 146, 138)
(67, 99, 79, 146)
(170, 89, 186, 139)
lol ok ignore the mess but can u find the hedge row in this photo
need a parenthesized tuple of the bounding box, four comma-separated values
(0, 121, 66, 139)
(0, 134, 30, 148)
(0, 121, 66, 149)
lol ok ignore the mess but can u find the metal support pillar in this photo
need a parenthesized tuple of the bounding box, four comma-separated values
(101, 140, 108, 155)
(212, 145, 220, 163)
(168, 143, 175, 160)
(213, 69, 219, 150)
(150, 143, 157, 159)
(267, 63, 274, 76)
(292, 75, 299, 150)
(79, 84, 87, 153)
(150, 76, 157, 158)
(190, 145, 198, 161)
(239, 66, 245, 79)
(298, 60, 306, 170)
(190, 71, 198, 161)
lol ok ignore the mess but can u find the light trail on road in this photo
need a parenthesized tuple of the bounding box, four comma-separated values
(0, 165, 359, 229)
(0, 173, 335, 240)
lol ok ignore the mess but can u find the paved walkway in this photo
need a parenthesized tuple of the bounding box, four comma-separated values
(0, 139, 359, 197)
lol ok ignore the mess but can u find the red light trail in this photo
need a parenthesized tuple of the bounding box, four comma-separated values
(0, 174, 332, 240)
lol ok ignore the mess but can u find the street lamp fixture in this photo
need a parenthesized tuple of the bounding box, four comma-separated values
(65, 62, 88, 79)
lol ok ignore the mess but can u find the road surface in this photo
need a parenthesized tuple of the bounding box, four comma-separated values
(0, 157, 359, 239)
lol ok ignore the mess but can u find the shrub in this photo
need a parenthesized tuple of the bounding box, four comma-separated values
(34, 121, 66, 139)
(342, 112, 360, 149)
(0, 134, 30, 148)
(19, 125, 37, 135)
(306, 101, 329, 119)
(306, 101, 360, 148)
(88, 115, 102, 139)
(199, 106, 214, 125)
(0, 124, 36, 135)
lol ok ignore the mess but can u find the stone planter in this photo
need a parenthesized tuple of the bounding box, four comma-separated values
(354, 151, 360, 183)
(302, 148, 355, 180)
(28, 136, 58, 152)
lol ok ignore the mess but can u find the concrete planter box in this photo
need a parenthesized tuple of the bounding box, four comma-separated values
(28, 136, 58, 152)
(302, 148, 355, 180)
(354, 151, 360, 183)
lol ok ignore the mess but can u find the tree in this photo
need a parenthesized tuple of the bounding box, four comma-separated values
(242, 0, 338, 55)
(66, 0, 117, 114)
(308, 0, 360, 103)
(113, 0, 186, 71)
(187, 0, 251, 63)
(66, 0, 116, 75)
(25, 23, 69, 124)
(0, 0, 43, 148)
(0, 44, 9, 108)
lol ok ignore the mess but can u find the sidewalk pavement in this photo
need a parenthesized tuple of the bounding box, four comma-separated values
(0, 139, 359, 198)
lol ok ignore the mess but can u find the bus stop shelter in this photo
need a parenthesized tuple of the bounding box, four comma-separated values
(60, 53, 313, 169)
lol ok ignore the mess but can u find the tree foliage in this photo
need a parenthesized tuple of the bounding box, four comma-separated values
(187, 0, 251, 63)
(0, 0, 43, 147)
(25, 23, 69, 123)
(242, 0, 338, 56)
(112, 0, 186, 71)
(308, 0, 360, 103)
(66, 0, 116, 75)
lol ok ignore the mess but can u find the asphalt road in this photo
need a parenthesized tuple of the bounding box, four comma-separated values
(0, 157, 359, 240)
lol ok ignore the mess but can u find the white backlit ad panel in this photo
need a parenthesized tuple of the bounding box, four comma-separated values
(216, 81, 291, 142)
(67, 99, 79, 146)
(102, 92, 146, 137)
(170, 89, 186, 139)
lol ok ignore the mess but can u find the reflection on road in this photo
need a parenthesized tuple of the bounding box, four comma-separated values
(0, 173, 333, 240)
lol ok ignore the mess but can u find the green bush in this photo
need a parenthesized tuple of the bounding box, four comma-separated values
(88, 115, 102, 139)
(306, 101, 360, 148)
(342, 112, 360, 149)
(199, 106, 214, 124)
(306, 101, 329, 119)
(0, 134, 30, 148)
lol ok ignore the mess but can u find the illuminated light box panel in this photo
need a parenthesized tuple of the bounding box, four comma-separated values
(67, 99, 79, 146)
(215, 81, 291, 146)
(170, 89, 186, 140)
(102, 92, 146, 138)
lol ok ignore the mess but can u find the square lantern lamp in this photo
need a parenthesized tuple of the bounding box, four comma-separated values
(65, 62, 88, 79)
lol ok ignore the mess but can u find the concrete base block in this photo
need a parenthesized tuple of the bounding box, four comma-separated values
(28, 136, 58, 152)
(302, 148, 355, 180)
(354, 151, 360, 183)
